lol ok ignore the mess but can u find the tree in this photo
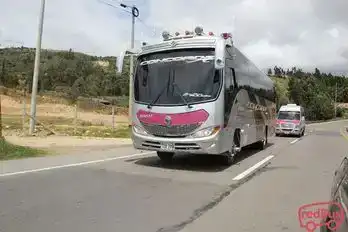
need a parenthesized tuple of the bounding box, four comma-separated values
(274, 66, 281, 76)
(267, 68, 272, 76)
(314, 68, 321, 78)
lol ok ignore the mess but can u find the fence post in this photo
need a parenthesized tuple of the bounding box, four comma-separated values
(0, 93, 2, 139)
(74, 103, 78, 135)
(22, 89, 26, 132)
(112, 105, 115, 129)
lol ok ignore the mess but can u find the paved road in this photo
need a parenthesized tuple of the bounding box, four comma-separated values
(0, 120, 347, 232)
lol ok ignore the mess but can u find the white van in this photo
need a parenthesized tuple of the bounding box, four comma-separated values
(275, 104, 305, 137)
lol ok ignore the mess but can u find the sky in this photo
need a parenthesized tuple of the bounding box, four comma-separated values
(1, 0, 348, 74)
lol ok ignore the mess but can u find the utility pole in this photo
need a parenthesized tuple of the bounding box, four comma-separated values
(0, 93, 3, 139)
(334, 82, 338, 118)
(129, 6, 135, 127)
(29, 0, 46, 135)
(120, 3, 139, 127)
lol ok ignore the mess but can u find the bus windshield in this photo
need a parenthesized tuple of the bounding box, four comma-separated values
(277, 111, 301, 120)
(134, 48, 222, 106)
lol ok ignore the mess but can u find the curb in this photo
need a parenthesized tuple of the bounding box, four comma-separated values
(307, 119, 348, 127)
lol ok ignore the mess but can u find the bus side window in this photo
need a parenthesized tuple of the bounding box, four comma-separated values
(225, 68, 233, 89)
(142, 65, 148, 87)
(213, 69, 220, 83)
(232, 68, 237, 88)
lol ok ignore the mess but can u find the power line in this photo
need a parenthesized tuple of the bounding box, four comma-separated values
(97, 0, 183, 40)
(110, 0, 146, 6)
(135, 18, 160, 37)
(96, 0, 162, 38)
(97, 0, 132, 14)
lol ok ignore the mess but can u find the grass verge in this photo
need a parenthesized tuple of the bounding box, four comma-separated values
(0, 138, 48, 160)
(54, 125, 132, 138)
(2, 114, 131, 138)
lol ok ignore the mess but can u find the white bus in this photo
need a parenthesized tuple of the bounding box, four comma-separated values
(117, 26, 277, 165)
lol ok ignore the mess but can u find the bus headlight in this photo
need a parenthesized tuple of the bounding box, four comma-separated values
(133, 125, 148, 135)
(191, 126, 220, 138)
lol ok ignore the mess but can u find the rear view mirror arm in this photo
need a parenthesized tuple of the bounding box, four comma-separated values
(116, 49, 140, 74)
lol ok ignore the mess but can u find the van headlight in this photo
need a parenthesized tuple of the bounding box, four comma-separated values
(191, 126, 221, 138)
(133, 125, 148, 135)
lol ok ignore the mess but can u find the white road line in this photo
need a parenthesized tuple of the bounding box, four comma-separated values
(290, 138, 300, 144)
(233, 155, 274, 181)
(0, 151, 155, 178)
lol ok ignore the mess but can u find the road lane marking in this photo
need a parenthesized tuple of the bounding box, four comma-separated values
(339, 128, 348, 141)
(233, 155, 274, 181)
(290, 138, 300, 144)
(0, 151, 155, 178)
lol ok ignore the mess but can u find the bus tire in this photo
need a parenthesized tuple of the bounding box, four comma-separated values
(157, 152, 174, 163)
(257, 127, 268, 150)
(221, 151, 235, 166)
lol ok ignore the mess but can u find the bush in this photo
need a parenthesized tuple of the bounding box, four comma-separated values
(306, 94, 335, 120)
(336, 107, 347, 118)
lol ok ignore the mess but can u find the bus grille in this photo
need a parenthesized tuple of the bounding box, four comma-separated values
(141, 123, 200, 137)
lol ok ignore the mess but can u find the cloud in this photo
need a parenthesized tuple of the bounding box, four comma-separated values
(0, 0, 132, 55)
(0, 0, 348, 73)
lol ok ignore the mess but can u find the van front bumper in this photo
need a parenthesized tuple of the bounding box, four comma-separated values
(131, 132, 224, 155)
(275, 128, 301, 135)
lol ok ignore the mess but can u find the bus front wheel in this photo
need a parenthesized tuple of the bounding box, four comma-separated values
(221, 151, 235, 166)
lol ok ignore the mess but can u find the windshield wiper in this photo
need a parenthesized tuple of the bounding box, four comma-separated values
(147, 74, 171, 109)
(147, 84, 167, 109)
(172, 82, 193, 108)
(171, 70, 192, 109)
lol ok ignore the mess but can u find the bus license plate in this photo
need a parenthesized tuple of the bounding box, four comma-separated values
(161, 142, 175, 151)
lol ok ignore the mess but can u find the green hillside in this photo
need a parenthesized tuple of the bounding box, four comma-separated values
(0, 47, 131, 104)
(1, 47, 348, 120)
(269, 67, 348, 120)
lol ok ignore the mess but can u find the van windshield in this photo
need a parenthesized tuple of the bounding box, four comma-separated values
(277, 111, 300, 120)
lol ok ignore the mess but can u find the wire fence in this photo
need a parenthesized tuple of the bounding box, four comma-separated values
(2, 85, 348, 138)
(0, 87, 131, 138)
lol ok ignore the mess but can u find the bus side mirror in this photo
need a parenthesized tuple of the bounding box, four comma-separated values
(301, 116, 305, 121)
(116, 48, 140, 74)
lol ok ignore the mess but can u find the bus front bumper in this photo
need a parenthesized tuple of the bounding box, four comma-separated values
(132, 132, 223, 155)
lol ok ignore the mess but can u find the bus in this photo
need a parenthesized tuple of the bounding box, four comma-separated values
(117, 26, 277, 165)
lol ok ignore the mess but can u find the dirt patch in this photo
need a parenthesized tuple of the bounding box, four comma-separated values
(1, 94, 128, 126)
(4, 135, 133, 155)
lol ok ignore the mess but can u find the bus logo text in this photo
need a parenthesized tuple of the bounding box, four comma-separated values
(140, 56, 215, 65)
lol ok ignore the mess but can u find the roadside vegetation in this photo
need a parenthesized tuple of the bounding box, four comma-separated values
(0, 138, 48, 160)
(1, 47, 348, 133)
(269, 66, 348, 121)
